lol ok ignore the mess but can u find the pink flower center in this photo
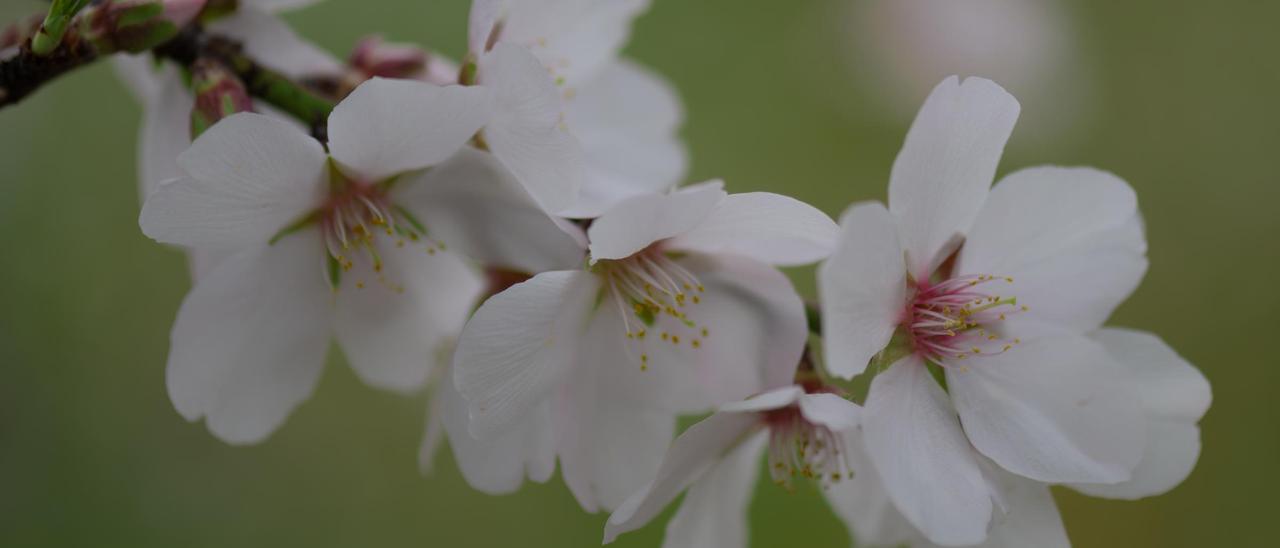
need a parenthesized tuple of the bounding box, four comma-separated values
(763, 403, 853, 490)
(317, 180, 443, 291)
(906, 274, 1025, 366)
(595, 246, 710, 371)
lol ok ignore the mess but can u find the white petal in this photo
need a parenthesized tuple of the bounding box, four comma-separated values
(663, 431, 768, 548)
(1071, 328, 1210, 499)
(979, 467, 1070, 548)
(888, 76, 1020, 279)
(418, 387, 447, 475)
(798, 393, 862, 432)
(453, 270, 598, 438)
(666, 192, 838, 266)
(587, 184, 726, 262)
(165, 231, 332, 444)
(818, 201, 907, 379)
(556, 365, 679, 512)
(485, 0, 651, 89)
(559, 59, 687, 218)
(334, 246, 484, 393)
(137, 67, 195, 199)
(328, 79, 492, 181)
(957, 166, 1147, 334)
(947, 334, 1147, 484)
(863, 357, 994, 546)
(603, 411, 761, 543)
(141, 113, 327, 249)
(717, 386, 803, 414)
(244, 0, 321, 11)
(112, 54, 163, 102)
(824, 434, 920, 547)
(478, 43, 586, 213)
(436, 365, 557, 494)
(208, 7, 342, 79)
(393, 148, 586, 274)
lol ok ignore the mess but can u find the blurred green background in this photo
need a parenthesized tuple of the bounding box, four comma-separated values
(1, 0, 1275, 546)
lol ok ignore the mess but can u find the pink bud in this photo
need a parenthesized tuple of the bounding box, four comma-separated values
(162, 0, 207, 28)
(348, 36, 428, 80)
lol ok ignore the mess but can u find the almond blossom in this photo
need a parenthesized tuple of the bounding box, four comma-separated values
(137, 77, 574, 444)
(818, 76, 1210, 545)
(465, 0, 686, 216)
(451, 183, 837, 510)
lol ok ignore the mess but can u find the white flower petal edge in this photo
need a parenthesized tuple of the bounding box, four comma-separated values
(603, 411, 761, 544)
(207, 6, 342, 80)
(165, 231, 332, 444)
(819, 201, 907, 379)
(661, 431, 769, 548)
(888, 76, 1020, 279)
(327, 78, 493, 182)
(453, 270, 600, 438)
(665, 192, 838, 266)
(947, 334, 1147, 484)
(862, 356, 995, 546)
(1071, 328, 1210, 499)
(587, 184, 727, 262)
(478, 43, 587, 214)
(140, 113, 328, 249)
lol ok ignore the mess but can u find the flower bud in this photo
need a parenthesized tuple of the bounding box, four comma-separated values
(78, 0, 206, 54)
(189, 57, 253, 139)
(348, 35, 428, 80)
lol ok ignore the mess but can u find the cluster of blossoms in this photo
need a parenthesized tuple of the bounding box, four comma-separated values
(2, 0, 1210, 546)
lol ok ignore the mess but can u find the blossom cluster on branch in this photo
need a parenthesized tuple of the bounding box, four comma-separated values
(0, 1, 1211, 547)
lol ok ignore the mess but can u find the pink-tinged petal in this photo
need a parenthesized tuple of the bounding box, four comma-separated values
(208, 6, 342, 79)
(559, 59, 687, 218)
(556, 362, 679, 512)
(665, 192, 838, 266)
(824, 434, 920, 547)
(432, 365, 557, 494)
(453, 270, 598, 438)
(328, 78, 492, 181)
(819, 201, 907, 379)
(662, 431, 768, 548)
(957, 166, 1147, 335)
(947, 334, 1147, 484)
(394, 148, 586, 274)
(587, 183, 726, 262)
(1071, 328, 1210, 499)
(165, 231, 332, 444)
(334, 246, 484, 393)
(888, 76, 1020, 279)
(478, 43, 586, 214)
(718, 386, 803, 414)
(141, 113, 328, 249)
(603, 411, 761, 543)
(798, 393, 862, 432)
(863, 356, 994, 546)
(137, 67, 195, 199)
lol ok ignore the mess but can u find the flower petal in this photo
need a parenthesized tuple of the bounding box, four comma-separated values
(478, 43, 586, 213)
(818, 201, 907, 379)
(665, 192, 838, 266)
(888, 76, 1020, 279)
(957, 166, 1147, 335)
(603, 411, 761, 543)
(1071, 328, 1210, 499)
(393, 148, 586, 274)
(559, 59, 687, 218)
(978, 465, 1070, 548)
(208, 6, 342, 79)
(141, 113, 328, 249)
(798, 393, 862, 432)
(328, 78, 492, 181)
(587, 183, 726, 262)
(433, 365, 557, 494)
(717, 386, 803, 414)
(862, 356, 994, 546)
(947, 334, 1147, 484)
(165, 231, 332, 444)
(662, 431, 768, 548)
(134, 65, 193, 199)
(334, 246, 484, 393)
(824, 434, 920, 547)
(453, 270, 598, 438)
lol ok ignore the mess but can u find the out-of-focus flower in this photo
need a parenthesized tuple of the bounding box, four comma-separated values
(466, 0, 685, 216)
(138, 78, 531, 444)
(451, 183, 835, 511)
(604, 382, 861, 546)
(845, 0, 1091, 143)
(818, 76, 1209, 545)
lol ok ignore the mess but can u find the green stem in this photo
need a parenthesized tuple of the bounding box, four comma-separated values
(805, 301, 822, 335)
(30, 0, 90, 56)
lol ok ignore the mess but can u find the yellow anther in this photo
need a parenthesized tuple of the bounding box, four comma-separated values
(671, 335, 680, 344)
(701, 327, 709, 337)
(691, 339, 701, 348)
